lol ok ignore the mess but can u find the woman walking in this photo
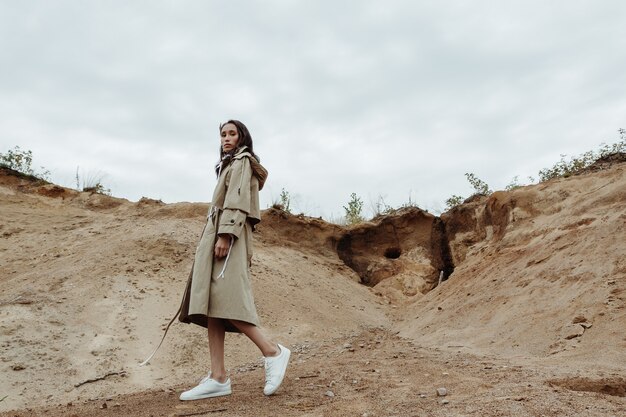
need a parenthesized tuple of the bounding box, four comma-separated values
(178, 120, 290, 400)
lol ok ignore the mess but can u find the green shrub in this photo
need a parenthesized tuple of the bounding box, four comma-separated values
(270, 187, 292, 213)
(538, 128, 625, 182)
(465, 173, 492, 195)
(0, 146, 50, 181)
(279, 188, 292, 213)
(444, 173, 492, 210)
(443, 129, 625, 210)
(344, 192, 364, 225)
(0, 146, 33, 174)
(445, 195, 464, 210)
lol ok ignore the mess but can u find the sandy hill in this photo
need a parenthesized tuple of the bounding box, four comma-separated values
(0, 158, 625, 417)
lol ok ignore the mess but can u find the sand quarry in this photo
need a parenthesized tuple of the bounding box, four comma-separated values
(1, 157, 625, 417)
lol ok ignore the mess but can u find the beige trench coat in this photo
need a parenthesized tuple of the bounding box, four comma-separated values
(179, 147, 267, 333)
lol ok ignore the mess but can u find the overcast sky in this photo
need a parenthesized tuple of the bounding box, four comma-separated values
(1, 0, 625, 219)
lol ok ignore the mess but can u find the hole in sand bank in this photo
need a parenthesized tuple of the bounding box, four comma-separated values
(548, 377, 626, 397)
(384, 247, 401, 259)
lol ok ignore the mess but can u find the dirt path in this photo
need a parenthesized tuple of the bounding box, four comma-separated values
(2, 327, 625, 417)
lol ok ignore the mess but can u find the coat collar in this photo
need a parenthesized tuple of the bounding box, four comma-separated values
(232, 145, 251, 159)
(228, 146, 268, 190)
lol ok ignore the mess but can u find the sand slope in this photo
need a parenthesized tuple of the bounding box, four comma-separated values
(396, 163, 626, 369)
(1, 162, 625, 416)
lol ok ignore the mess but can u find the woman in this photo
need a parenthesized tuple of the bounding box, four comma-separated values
(178, 120, 290, 400)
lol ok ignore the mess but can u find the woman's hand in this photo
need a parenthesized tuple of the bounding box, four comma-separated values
(214, 235, 232, 258)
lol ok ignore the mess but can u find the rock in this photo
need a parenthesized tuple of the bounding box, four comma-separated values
(580, 322, 593, 329)
(12, 364, 25, 371)
(436, 387, 448, 396)
(561, 323, 585, 339)
(441, 399, 449, 404)
(325, 390, 335, 397)
(343, 343, 352, 349)
(420, 394, 426, 398)
(100, 402, 107, 409)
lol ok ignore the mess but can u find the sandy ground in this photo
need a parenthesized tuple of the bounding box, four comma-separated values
(3, 327, 626, 417)
(1, 161, 625, 416)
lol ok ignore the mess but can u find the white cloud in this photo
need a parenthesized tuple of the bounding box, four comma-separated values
(1, 0, 625, 217)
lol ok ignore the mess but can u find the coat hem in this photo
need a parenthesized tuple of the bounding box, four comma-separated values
(179, 313, 259, 333)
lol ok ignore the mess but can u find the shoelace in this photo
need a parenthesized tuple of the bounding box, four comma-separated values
(264, 355, 279, 382)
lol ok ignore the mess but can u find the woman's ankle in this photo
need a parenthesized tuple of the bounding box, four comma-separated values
(263, 343, 280, 358)
(210, 371, 228, 383)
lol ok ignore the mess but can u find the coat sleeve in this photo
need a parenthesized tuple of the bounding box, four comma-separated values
(217, 157, 252, 239)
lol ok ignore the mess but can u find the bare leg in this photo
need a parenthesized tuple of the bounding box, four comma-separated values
(207, 318, 228, 382)
(228, 319, 279, 357)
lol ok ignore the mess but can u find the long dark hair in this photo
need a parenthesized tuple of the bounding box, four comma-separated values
(215, 120, 260, 176)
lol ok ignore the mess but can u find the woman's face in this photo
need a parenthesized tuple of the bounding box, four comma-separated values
(220, 123, 239, 152)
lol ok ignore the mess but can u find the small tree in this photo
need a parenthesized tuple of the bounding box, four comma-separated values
(445, 194, 464, 210)
(0, 146, 50, 180)
(465, 173, 492, 195)
(0, 146, 34, 175)
(279, 188, 292, 213)
(344, 192, 364, 225)
(444, 172, 491, 211)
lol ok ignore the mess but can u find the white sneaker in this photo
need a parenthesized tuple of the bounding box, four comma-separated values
(179, 375, 232, 401)
(264, 344, 291, 395)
